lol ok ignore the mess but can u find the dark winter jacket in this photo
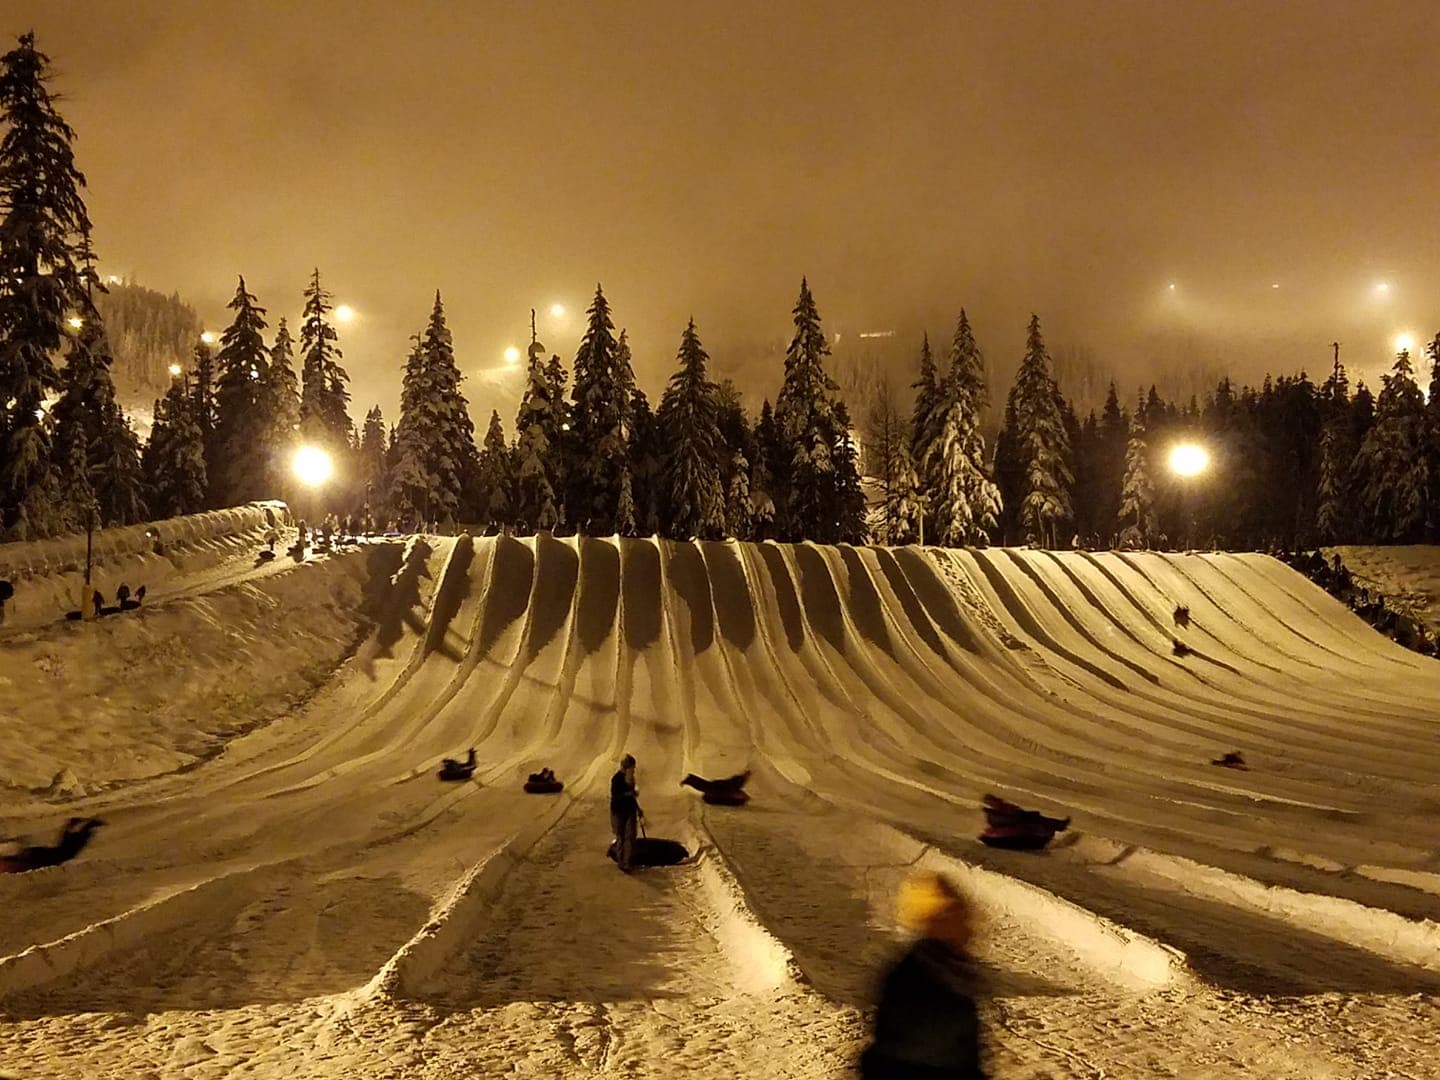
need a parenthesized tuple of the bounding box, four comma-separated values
(610, 770, 638, 817)
(860, 938, 987, 1080)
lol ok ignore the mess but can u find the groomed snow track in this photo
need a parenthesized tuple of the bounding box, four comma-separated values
(3, 537, 1438, 1078)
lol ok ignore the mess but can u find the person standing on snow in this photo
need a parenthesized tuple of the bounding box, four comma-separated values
(609, 753, 641, 872)
(860, 871, 988, 1079)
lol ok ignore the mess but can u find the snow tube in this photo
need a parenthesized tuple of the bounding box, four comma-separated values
(437, 763, 475, 782)
(523, 779, 564, 794)
(607, 837, 689, 867)
(701, 789, 749, 806)
(979, 827, 1058, 852)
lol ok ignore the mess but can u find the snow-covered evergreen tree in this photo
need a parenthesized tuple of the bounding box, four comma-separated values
(50, 306, 143, 528)
(658, 318, 726, 539)
(629, 386, 664, 535)
(867, 381, 921, 544)
(389, 295, 477, 525)
(1002, 315, 1073, 547)
(358, 405, 388, 517)
(909, 333, 943, 484)
(263, 317, 301, 497)
(924, 310, 1000, 545)
(0, 33, 98, 536)
(298, 268, 351, 453)
(388, 337, 431, 526)
(750, 399, 781, 540)
(475, 409, 514, 530)
(773, 278, 865, 543)
(419, 293, 476, 522)
(567, 285, 631, 533)
(514, 345, 562, 532)
(1353, 349, 1428, 542)
(1117, 416, 1156, 549)
(143, 375, 207, 518)
(1094, 383, 1128, 544)
(211, 277, 273, 507)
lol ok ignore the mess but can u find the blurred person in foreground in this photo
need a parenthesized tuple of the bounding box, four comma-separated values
(860, 871, 987, 1079)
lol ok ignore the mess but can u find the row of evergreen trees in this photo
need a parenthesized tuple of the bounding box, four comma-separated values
(355, 279, 868, 543)
(6, 31, 1439, 552)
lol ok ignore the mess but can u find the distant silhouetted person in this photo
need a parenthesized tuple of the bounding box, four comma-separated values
(861, 871, 987, 1079)
(1172, 638, 1192, 657)
(610, 753, 641, 872)
(0, 578, 12, 623)
(1211, 751, 1248, 770)
(116, 583, 131, 606)
(1173, 604, 1190, 628)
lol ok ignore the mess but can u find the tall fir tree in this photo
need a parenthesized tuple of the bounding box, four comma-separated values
(750, 399, 781, 540)
(298, 268, 352, 454)
(908, 332, 943, 537)
(925, 310, 1001, 545)
(567, 285, 631, 533)
(773, 278, 865, 543)
(211, 277, 273, 507)
(50, 305, 144, 527)
(357, 405, 388, 519)
(514, 342, 563, 532)
(1117, 416, 1156, 549)
(475, 409, 514, 530)
(264, 317, 301, 498)
(629, 386, 664, 535)
(388, 336, 431, 525)
(868, 380, 921, 544)
(658, 318, 726, 539)
(0, 32, 98, 536)
(389, 295, 477, 526)
(1353, 349, 1429, 542)
(1094, 382, 1129, 544)
(1001, 315, 1073, 547)
(142, 374, 207, 518)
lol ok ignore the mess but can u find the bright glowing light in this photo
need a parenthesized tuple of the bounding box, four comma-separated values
(66, 316, 83, 329)
(503, 345, 521, 364)
(1270, 283, 1280, 289)
(549, 303, 566, 319)
(292, 445, 334, 488)
(1167, 283, 1176, 291)
(334, 304, 355, 322)
(1168, 443, 1210, 478)
(200, 331, 218, 345)
(1376, 282, 1391, 294)
(168, 363, 183, 378)
(106, 274, 121, 285)
(1395, 332, 1416, 354)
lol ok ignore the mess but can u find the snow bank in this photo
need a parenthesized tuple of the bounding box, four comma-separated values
(904, 838, 1183, 990)
(0, 545, 379, 796)
(1063, 833, 1440, 975)
(0, 501, 290, 630)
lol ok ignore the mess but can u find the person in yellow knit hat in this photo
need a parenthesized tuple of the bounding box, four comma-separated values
(859, 871, 987, 1079)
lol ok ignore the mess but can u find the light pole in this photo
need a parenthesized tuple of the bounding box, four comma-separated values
(1167, 442, 1211, 550)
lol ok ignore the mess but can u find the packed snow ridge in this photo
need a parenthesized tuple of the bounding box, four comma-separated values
(2, 530, 1439, 1078)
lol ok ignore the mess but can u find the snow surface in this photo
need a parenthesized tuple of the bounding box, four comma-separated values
(2, 536, 1439, 1078)
(1328, 544, 1440, 639)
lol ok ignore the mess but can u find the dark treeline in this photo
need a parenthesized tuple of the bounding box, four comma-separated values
(3, 32, 1438, 553)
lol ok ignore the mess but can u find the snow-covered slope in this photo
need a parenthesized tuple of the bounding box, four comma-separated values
(2, 538, 1437, 1078)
